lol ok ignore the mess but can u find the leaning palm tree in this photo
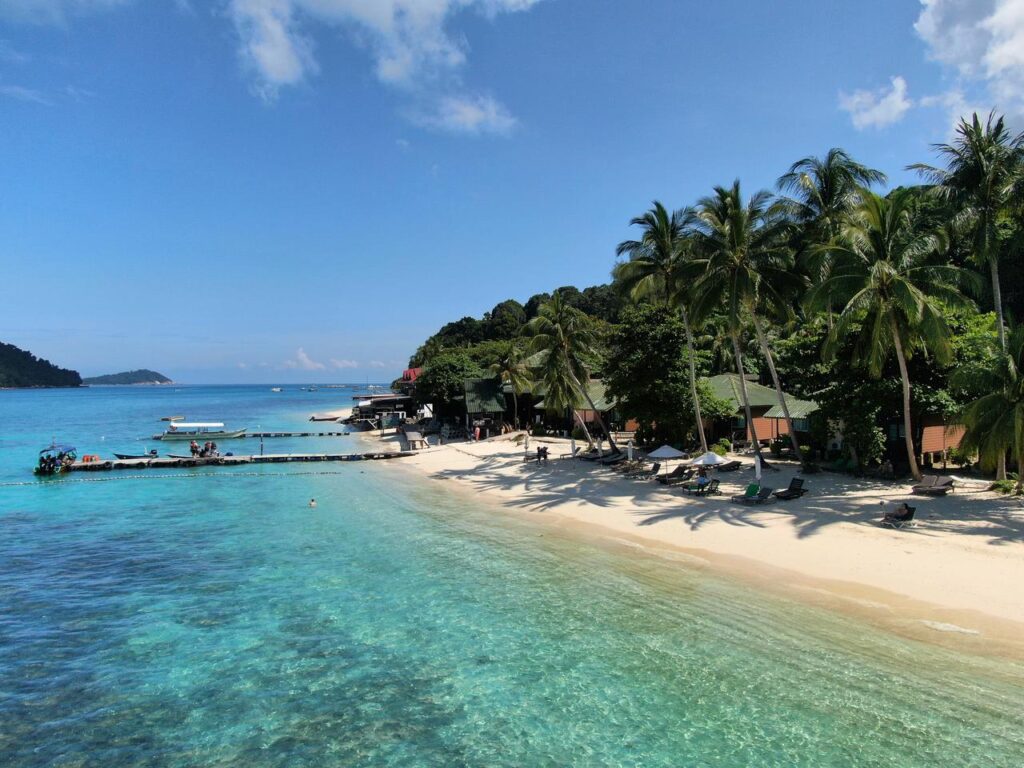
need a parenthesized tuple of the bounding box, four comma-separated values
(526, 293, 616, 451)
(488, 342, 532, 429)
(614, 201, 708, 452)
(806, 188, 973, 480)
(956, 325, 1024, 493)
(910, 111, 1023, 351)
(690, 180, 805, 463)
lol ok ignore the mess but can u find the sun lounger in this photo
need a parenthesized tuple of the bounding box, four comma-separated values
(912, 475, 954, 496)
(717, 460, 742, 472)
(880, 505, 916, 528)
(656, 465, 690, 485)
(579, 449, 613, 462)
(695, 478, 720, 496)
(600, 452, 627, 466)
(773, 477, 807, 500)
(738, 486, 773, 504)
(559, 446, 581, 459)
(731, 483, 760, 503)
(631, 461, 661, 479)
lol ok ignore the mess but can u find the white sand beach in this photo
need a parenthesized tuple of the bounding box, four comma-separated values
(368, 432, 1024, 655)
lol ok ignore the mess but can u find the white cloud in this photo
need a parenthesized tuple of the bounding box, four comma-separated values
(284, 347, 326, 370)
(416, 92, 517, 135)
(0, 84, 53, 105)
(368, 360, 387, 368)
(0, 0, 128, 24)
(228, 0, 540, 126)
(839, 76, 912, 130)
(915, 0, 1024, 123)
(330, 358, 359, 369)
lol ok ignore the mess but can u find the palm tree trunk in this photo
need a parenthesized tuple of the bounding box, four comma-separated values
(681, 307, 708, 453)
(731, 333, 764, 461)
(568, 370, 618, 452)
(513, 392, 519, 430)
(990, 259, 1008, 481)
(753, 315, 804, 463)
(572, 408, 594, 447)
(890, 321, 922, 481)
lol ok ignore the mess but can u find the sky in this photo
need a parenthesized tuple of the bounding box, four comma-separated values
(1, 0, 1022, 384)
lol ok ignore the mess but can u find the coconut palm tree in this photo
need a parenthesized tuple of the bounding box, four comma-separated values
(690, 180, 805, 463)
(488, 342, 532, 429)
(526, 293, 617, 451)
(806, 188, 974, 480)
(956, 325, 1024, 493)
(910, 111, 1023, 351)
(614, 202, 709, 452)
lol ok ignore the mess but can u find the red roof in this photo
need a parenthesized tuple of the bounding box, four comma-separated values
(403, 367, 422, 382)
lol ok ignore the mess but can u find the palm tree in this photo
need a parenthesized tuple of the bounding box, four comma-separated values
(910, 111, 1023, 351)
(778, 149, 887, 323)
(690, 180, 805, 463)
(526, 293, 617, 451)
(957, 325, 1024, 493)
(806, 188, 973, 480)
(488, 342, 532, 429)
(614, 201, 709, 452)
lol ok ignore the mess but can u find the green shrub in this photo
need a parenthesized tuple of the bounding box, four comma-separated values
(530, 424, 548, 437)
(769, 437, 786, 458)
(990, 479, 1020, 495)
(712, 438, 731, 456)
(947, 445, 975, 468)
(571, 425, 587, 441)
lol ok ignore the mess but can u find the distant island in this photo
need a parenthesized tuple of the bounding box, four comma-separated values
(0, 341, 82, 388)
(83, 369, 173, 386)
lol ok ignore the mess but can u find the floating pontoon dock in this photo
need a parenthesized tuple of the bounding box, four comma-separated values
(59, 452, 411, 473)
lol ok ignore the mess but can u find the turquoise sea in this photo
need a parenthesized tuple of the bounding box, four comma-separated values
(1, 385, 1022, 767)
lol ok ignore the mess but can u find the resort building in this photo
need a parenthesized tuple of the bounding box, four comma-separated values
(704, 374, 818, 445)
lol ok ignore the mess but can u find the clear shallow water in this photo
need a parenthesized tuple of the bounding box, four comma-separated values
(1, 387, 1022, 766)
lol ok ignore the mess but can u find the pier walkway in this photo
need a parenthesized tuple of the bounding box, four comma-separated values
(63, 452, 409, 473)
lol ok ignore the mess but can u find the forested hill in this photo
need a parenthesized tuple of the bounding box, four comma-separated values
(0, 342, 82, 388)
(83, 369, 172, 385)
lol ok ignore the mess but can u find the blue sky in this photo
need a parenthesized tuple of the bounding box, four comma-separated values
(2, 0, 1021, 383)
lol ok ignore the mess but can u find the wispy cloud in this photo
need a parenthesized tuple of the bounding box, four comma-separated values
(330, 358, 359, 369)
(283, 347, 326, 370)
(839, 76, 912, 130)
(228, 0, 539, 131)
(415, 93, 517, 135)
(0, 0, 129, 25)
(0, 83, 53, 105)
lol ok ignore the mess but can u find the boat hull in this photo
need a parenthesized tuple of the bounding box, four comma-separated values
(154, 429, 247, 441)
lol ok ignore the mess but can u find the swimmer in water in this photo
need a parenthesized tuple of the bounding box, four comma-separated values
(309, 498, 317, 508)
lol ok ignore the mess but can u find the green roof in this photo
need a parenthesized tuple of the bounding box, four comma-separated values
(463, 378, 506, 414)
(534, 379, 617, 412)
(764, 399, 819, 419)
(705, 374, 780, 411)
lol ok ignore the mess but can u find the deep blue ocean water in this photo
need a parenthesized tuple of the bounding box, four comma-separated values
(1, 385, 1022, 767)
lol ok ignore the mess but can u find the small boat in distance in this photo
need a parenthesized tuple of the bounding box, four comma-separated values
(271, 387, 283, 392)
(153, 422, 247, 441)
(114, 450, 158, 460)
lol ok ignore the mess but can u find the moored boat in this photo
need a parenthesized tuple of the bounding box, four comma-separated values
(153, 422, 246, 441)
(35, 444, 76, 476)
(114, 450, 158, 460)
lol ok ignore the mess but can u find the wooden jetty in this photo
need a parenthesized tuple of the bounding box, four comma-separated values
(61, 452, 411, 473)
(247, 430, 348, 438)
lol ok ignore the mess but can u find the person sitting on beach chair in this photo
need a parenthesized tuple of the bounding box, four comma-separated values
(880, 503, 916, 529)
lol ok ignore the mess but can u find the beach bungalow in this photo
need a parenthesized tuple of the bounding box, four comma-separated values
(461, 377, 507, 435)
(704, 374, 818, 446)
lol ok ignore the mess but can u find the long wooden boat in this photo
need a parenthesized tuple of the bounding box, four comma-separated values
(153, 422, 247, 441)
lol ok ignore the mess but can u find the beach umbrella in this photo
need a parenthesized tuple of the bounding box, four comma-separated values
(691, 450, 727, 466)
(754, 453, 762, 482)
(648, 444, 686, 460)
(626, 440, 634, 461)
(570, 437, 576, 456)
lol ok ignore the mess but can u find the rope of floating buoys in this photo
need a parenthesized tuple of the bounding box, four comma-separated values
(0, 469, 355, 487)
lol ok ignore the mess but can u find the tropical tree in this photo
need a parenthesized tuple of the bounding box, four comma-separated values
(806, 188, 974, 480)
(956, 325, 1024, 492)
(690, 180, 805, 462)
(613, 201, 709, 452)
(526, 293, 617, 450)
(910, 111, 1023, 351)
(487, 342, 533, 429)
